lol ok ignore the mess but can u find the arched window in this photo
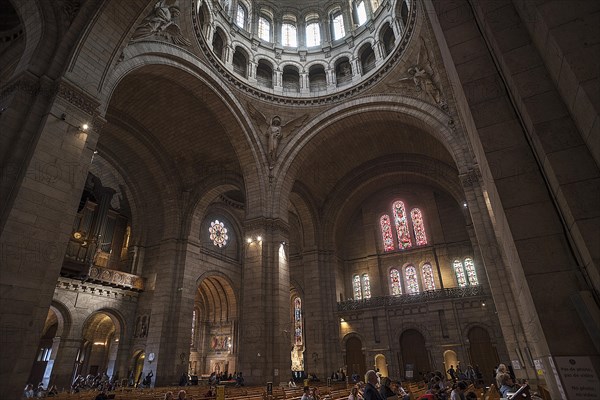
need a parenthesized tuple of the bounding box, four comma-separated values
(454, 259, 467, 287)
(362, 273, 371, 299)
(405, 265, 419, 294)
(464, 258, 479, 285)
(380, 215, 395, 252)
(410, 208, 427, 246)
(393, 201, 412, 249)
(190, 309, 197, 347)
(306, 16, 321, 47)
(235, 3, 247, 28)
(258, 16, 271, 41)
(353, 275, 362, 300)
(294, 297, 303, 345)
(422, 263, 435, 291)
(331, 11, 345, 40)
(282, 22, 297, 47)
(356, 1, 367, 25)
(390, 268, 402, 295)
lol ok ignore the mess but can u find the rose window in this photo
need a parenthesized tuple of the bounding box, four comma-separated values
(209, 220, 229, 247)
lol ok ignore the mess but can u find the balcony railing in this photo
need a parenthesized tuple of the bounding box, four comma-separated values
(337, 286, 484, 311)
(88, 265, 145, 291)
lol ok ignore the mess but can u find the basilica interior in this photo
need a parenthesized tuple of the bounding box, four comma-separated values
(0, 0, 599, 399)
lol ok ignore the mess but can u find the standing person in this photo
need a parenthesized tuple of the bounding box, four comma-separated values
(447, 365, 456, 383)
(495, 364, 507, 388)
(24, 384, 35, 398)
(363, 371, 384, 400)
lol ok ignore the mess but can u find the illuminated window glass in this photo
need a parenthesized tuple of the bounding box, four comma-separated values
(209, 220, 229, 247)
(306, 22, 321, 47)
(282, 23, 297, 47)
(454, 259, 467, 287)
(191, 309, 196, 347)
(356, 1, 367, 25)
(362, 273, 371, 299)
(235, 4, 246, 28)
(390, 268, 402, 295)
(294, 297, 303, 345)
(393, 201, 412, 249)
(353, 275, 362, 300)
(332, 13, 345, 40)
(380, 215, 395, 252)
(405, 265, 419, 294)
(410, 208, 427, 246)
(258, 16, 271, 41)
(464, 258, 478, 285)
(422, 263, 435, 291)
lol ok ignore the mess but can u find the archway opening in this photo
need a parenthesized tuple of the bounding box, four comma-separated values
(190, 275, 238, 377)
(443, 350, 458, 381)
(75, 312, 120, 384)
(468, 326, 498, 385)
(28, 308, 59, 387)
(345, 337, 366, 380)
(374, 354, 388, 377)
(399, 329, 430, 381)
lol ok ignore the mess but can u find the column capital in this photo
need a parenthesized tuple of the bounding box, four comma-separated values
(459, 166, 482, 188)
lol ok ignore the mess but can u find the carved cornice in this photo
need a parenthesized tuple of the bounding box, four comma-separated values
(88, 265, 145, 291)
(57, 81, 100, 116)
(56, 276, 140, 300)
(459, 167, 482, 188)
(244, 217, 290, 238)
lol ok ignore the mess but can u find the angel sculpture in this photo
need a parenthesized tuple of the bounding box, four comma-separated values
(247, 102, 308, 166)
(390, 38, 447, 110)
(131, 0, 191, 46)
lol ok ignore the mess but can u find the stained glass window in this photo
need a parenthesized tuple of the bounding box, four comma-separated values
(294, 297, 303, 345)
(393, 201, 412, 249)
(422, 263, 435, 291)
(464, 258, 478, 285)
(332, 12, 345, 40)
(282, 23, 297, 47)
(390, 268, 402, 295)
(235, 4, 246, 28)
(306, 21, 321, 47)
(209, 220, 229, 247)
(356, 1, 367, 25)
(191, 309, 196, 347)
(405, 265, 419, 294)
(258, 16, 271, 41)
(380, 215, 395, 252)
(362, 273, 371, 299)
(353, 275, 362, 300)
(454, 259, 467, 287)
(410, 208, 427, 246)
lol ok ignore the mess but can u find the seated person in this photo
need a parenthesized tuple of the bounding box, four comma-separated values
(289, 378, 297, 388)
(499, 374, 531, 399)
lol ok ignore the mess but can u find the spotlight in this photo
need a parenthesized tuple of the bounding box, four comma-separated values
(81, 123, 89, 131)
(256, 236, 262, 242)
(247, 238, 252, 244)
(463, 202, 468, 208)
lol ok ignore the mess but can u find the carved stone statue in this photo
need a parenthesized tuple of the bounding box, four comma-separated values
(247, 102, 308, 166)
(131, 0, 191, 46)
(389, 38, 447, 110)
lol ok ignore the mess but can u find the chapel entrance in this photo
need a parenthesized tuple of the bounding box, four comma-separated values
(345, 336, 366, 379)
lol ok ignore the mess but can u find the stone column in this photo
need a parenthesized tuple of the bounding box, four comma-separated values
(47, 338, 82, 390)
(0, 79, 101, 399)
(237, 219, 290, 385)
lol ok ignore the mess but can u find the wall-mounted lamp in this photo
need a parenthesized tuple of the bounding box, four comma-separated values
(246, 237, 252, 244)
(256, 236, 262, 242)
(93, 342, 105, 346)
(80, 123, 89, 131)
(463, 202, 468, 208)
(340, 318, 345, 323)
(246, 236, 263, 244)
(60, 113, 66, 121)
(481, 301, 486, 307)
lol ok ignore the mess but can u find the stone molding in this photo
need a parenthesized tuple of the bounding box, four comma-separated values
(56, 80, 100, 116)
(243, 217, 290, 238)
(459, 167, 482, 188)
(56, 277, 140, 300)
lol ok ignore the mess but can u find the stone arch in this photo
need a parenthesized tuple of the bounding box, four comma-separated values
(342, 333, 367, 379)
(49, 300, 73, 339)
(399, 328, 431, 379)
(289, 184, 318, 252)
(98, 47, 267, 218)
(275, 95, 468, 222)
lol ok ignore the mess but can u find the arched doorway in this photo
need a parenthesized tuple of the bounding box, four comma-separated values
(374, 354, 388, 377)
(468, 326, 498, 385)
(190, 275, 238, 377)
(28, 309, 59, 386)
(129, 350, 145, 387)
(75, 311, 120, 382)
(443, 350, 458, 380)
(345, 336, 366, 379)
(400, 329, 430, 381)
